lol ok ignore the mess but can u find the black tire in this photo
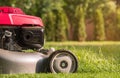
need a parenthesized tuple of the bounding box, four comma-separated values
(48, 50, 78, 73)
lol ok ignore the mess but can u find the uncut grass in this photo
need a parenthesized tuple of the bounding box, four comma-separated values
(45, 44, 120, 73)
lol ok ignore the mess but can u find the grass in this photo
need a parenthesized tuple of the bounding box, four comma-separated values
(1, 41, 120, 78)
(1, 72, 120, 78)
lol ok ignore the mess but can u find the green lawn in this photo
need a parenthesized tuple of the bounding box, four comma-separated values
(1, 72, 120, 78)
(1, 41, 120, 78)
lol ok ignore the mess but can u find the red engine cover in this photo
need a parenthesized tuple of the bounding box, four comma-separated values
(0, 6, 44, 27)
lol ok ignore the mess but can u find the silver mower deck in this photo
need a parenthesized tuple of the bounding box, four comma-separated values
(0, 49, 48, 74)
(0, 49, 78, 74)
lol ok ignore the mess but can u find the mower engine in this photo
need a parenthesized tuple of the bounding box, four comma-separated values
(0, 27, 44, 51)
(0, 7, 44, 51)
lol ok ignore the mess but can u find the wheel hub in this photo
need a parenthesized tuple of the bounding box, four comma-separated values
(60, 61, 68, 68)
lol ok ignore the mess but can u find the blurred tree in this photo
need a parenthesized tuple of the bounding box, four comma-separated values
(104, 1, 117, 40)
(74, 5, 86, 41)
(117, 8, 120, 27)
(54, 10, 69, 41)
(64, 0, 89, 41)
(42, 11, 56, 41)
(94, 8, 105, 41)
(43, 10, 68, 41)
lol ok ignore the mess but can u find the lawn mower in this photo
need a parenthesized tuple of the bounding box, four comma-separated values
(0, 6, 78, 74)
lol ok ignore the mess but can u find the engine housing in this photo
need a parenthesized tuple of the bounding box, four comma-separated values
(0, 26, 44, 51)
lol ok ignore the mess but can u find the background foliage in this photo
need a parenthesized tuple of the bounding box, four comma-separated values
(0, 0, 118, 41)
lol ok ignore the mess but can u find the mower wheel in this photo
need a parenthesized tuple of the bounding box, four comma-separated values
(48, 50, 78, 73)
